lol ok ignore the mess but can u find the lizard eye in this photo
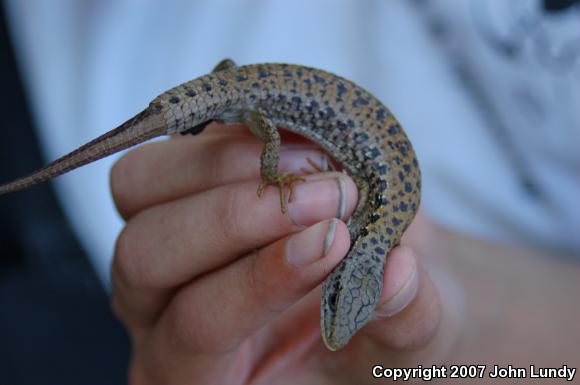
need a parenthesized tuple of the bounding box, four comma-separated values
(328, 292, 338, 312)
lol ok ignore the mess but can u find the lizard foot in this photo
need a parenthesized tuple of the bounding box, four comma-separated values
(300, 155, 336, 175)
(257, 172, 305, 213)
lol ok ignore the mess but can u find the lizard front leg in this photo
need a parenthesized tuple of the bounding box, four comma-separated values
(243, 111, 304, 213)
(212, 58, 238, 73)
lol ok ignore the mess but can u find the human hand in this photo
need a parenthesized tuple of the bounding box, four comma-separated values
(109, 124, 449, 384)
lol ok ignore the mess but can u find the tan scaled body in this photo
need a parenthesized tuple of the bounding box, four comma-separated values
(0, 60, 421, 350)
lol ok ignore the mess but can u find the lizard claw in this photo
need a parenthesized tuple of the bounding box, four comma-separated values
(300, 155, 336, 175)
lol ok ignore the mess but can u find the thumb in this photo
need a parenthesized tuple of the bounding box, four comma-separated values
(362, 245, 442, 350)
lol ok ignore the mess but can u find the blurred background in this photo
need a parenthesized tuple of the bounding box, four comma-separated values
(0, 0, 578, 384)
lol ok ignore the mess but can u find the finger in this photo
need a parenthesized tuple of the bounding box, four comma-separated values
(112, 173, 357, 328)
(155, 218, 351, 354)
(111, 127, 326, 219)
(361, 245, 442, 350)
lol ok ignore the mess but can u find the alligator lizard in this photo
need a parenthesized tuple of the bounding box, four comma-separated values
(0, 59, 421, 351)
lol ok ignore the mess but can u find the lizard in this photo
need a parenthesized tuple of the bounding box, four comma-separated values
(0, 59, 421, 351)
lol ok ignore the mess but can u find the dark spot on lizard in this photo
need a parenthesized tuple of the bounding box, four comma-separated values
(185, 89, 196, 97)
(202, 83, 212, 92)
(398, 143, 409, 156)
(258, 70, 270, 79)
(392, 217, 401, 227)
(388, 124, 398, 135)
(405, 182, 413, 193)
(374, 247, 386, 256)
(325, 106, 336, 118)
(354, 132, 369, 144)
(169, 96, 180, 104)
(374, 193, 383, 206)
(313, 74, 326, 84)
(352, 97, 369, 107)
(399, 202, 408, 212)
(309, 100, 320, 111)
(235, 75, 248, 82)
(376, 108, 387, 122)
(336, 82, 347, 99)
(368, 147, 381, 159)
(379, 179, 387, 192)
(150, 102, 163, 112)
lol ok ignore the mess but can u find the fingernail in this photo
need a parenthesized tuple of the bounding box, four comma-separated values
(286, 219, 338, 267)
(287, 174, 353, 227)
(375, 265, 419, 317)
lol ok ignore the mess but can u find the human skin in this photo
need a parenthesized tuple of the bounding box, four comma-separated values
(110, 124, 580, 384)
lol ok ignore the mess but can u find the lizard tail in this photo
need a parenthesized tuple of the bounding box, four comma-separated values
(0, 108, 166, 195)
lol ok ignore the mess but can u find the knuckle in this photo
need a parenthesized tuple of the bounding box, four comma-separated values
(215, 186, 246, 243)
(205, 140, 230, 179)
(113, 225, 151, 290)
(109, 293, 133, 330)
(245, 254, 273, 309)
(110, 293, 123, 320)
(167, 294, 237, 354)
(383, 319, 439, 350)
(244, 250, 286, 315)
(109, 154, 132, 208)
(374, 280, 442, 350)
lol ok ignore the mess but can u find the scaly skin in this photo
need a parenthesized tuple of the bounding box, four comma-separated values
(0, 61, 421, 351)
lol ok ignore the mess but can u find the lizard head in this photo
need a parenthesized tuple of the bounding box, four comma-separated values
(320, 245, 384, 351)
